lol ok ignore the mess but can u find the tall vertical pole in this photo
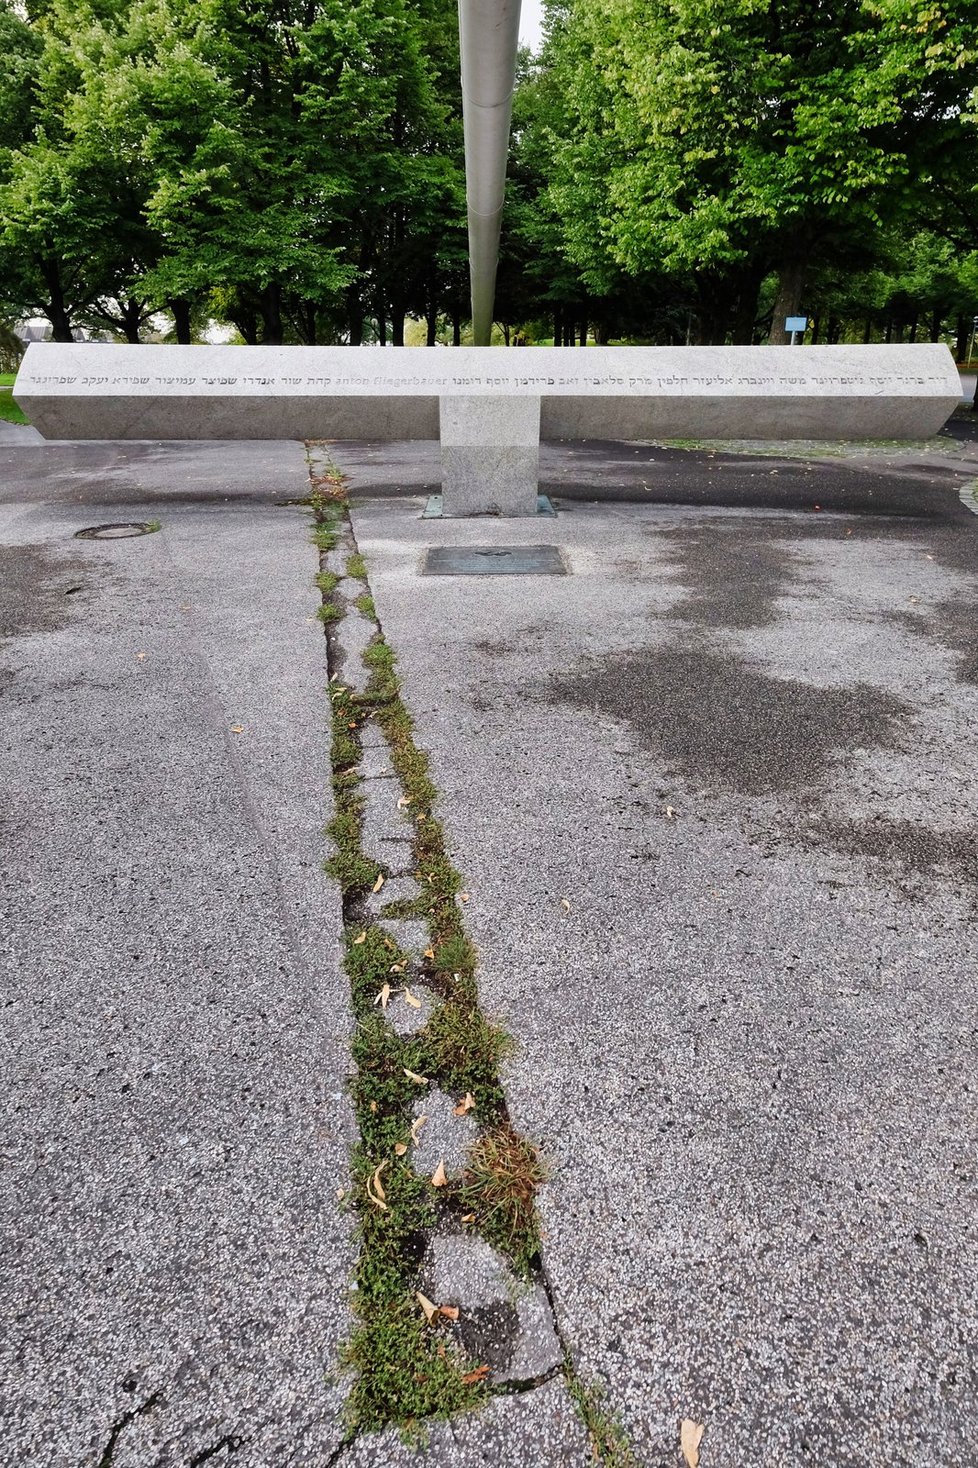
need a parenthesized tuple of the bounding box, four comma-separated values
(458, 0, 522, 346)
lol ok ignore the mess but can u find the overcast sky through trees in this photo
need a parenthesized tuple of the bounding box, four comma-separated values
(519, 0, 544, 50)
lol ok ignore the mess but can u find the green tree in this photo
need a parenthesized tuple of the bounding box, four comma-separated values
(528, 0, 978, 344)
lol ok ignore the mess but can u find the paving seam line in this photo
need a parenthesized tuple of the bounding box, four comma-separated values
(304, 455, 639, 1464)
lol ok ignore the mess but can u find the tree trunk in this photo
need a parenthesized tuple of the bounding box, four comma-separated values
(578, 321, 587, 346)
(863, 317, 872, 343)
(729, 263, 765, 345)
(908, 314, 919, 343)
(930, 308, 942, 342)
(260, 284, 283, 344)
(426, 296, 438, 347)
(595, 319, 610, 345)
(121, 298, 142, 344)
(171, 298, 192, 345)
(768, 256, 808, 343)
(452, 309, 461, 346)
(41, 262, 73, 341)
(391, 310, 405, 347)
(955, 314, 968, 362)
(376, 309, 387, 347)
(811, 312, 822, 344)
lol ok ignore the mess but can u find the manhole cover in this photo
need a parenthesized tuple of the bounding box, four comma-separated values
(74, 523, 159, 540)
(423, 545, 566, 576)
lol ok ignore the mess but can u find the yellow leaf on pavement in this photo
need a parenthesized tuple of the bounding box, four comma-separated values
(680, 1419, 704, 1468)
(431, 1159, 448, 1187)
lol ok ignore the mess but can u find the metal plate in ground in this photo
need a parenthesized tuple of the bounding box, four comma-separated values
(422, 545, 566, 576)
(75, 522, 159, 540)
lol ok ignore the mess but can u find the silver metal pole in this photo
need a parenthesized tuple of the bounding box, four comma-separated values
(458, 0, 522, 346)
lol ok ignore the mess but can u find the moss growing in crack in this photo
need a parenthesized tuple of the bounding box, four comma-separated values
(314, 501, 547, 1432)
(312, 522, 340, 552)
(343, 1295, 486, 1436)
(315, 569, 340, 595)
(459, 1125, 546, 1277)
(325, 806, 377, 892)
(417, 999, 510, 1114)
(565, 1376, 641, 1468)
(317, 600, 344, 623)
(432, 932, 477, 980)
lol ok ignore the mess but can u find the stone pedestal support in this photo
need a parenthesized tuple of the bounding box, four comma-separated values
(439, 394, 540, 517)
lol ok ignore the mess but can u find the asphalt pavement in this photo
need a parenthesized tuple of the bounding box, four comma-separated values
(3, 419, 978, 1466)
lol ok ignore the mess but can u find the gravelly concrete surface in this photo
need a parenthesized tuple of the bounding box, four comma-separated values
(6, 423, 978, 1466)
(345, 454, 978, 1467)
(335, 1378, 592, 1466)
(0, 440, 356, 1465)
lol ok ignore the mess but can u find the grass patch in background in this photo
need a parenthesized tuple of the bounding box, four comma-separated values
(0, 373, 29, 425)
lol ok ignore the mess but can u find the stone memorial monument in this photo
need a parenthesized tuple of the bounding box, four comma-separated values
(12, 0, 963, 515)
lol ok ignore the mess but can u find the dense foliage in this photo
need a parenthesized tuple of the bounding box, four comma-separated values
(1, 0, 977, 348)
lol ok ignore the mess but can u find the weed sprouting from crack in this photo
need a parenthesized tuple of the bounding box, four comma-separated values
(308, 471, 638, 1461)
(565, 1376, 641, 1468)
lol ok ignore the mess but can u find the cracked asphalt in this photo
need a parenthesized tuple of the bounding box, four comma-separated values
(3, 412, 978, 1466)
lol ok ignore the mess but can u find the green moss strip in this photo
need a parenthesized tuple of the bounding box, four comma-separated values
(307, 470, 637, 1461)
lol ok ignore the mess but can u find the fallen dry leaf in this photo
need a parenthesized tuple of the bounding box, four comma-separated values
(389, 960, 408, 975)
(423, 948, 435, 961)
(560, 898, 571, 913)
(335, 1187, 346, 1201)
(460, 1212, 476, 1225)
(454, 1092, 476, 1116)
(410, 1115, 427, 1143)
(666, 805, 677, 819)
(369, 1100, 377, 1113)
(373, 983, 392, 1010)
(352, 931, 367, 946)
(404, 1068, 429, 1085)
(372, 873, 385, 894)
(394, 1142, 408, 1157)
(403, 986, 423, 1009)
(416, 1291, 438, 1325)
(439, 1305, 459, 1321)
(461, 1365, 491, 1385)
(680, 1419, 704, 1468)
(366, 1162, 388, 1211)
(459, 891, 470, 903)
(416, 813, 427, 823)
(136, 651, 147, 661)
(431, 1159, 448, 1188)
(230, 724, 244, 734)
(397, 795, 412, 809)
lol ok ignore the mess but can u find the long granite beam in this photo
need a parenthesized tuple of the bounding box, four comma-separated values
(16, 343, 960, 442)
(16, 343, 961, 517)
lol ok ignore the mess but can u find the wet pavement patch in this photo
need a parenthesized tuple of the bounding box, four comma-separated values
(423, 545, 566, 576)
(810, 816, 978, 897)
(653, 521, 810, 629)
(0, 544, 99, 639)
(888, 600, 978, 684)
(548, 643, 909, 797)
